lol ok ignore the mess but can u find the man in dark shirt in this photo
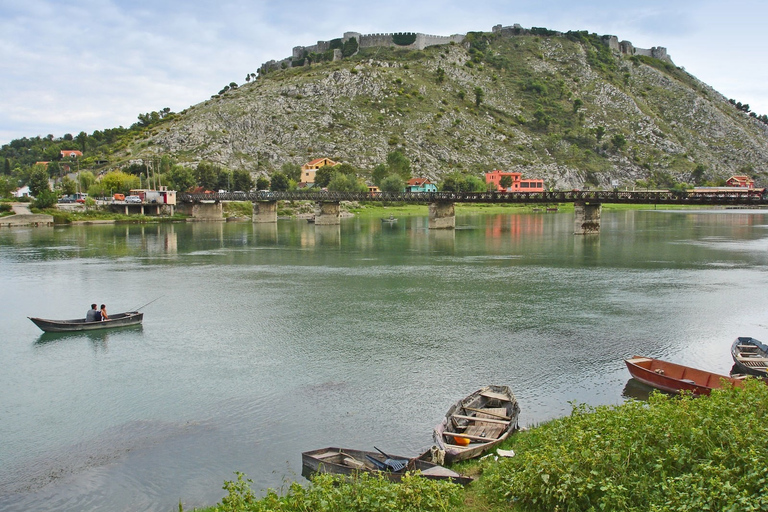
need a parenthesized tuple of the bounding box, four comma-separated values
(86, 303, 101, 322)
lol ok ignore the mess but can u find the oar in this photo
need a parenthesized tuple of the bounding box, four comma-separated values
(129, 295, 164, 312)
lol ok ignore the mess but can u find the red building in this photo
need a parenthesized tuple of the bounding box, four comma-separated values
(725, 175, 755, 188)
(485, 170, 544, 192)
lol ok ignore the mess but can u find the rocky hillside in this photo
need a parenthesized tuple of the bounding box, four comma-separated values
(133, 30, 768, 189)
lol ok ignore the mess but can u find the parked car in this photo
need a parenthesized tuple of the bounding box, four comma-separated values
(58, 197, 75, 203)
(125, 195, 142, 203)
(113, 193, 125, 201)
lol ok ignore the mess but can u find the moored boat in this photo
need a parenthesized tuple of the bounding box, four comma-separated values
(624, 356, 746, 396)
(731, 337, 768, 377)
(28, 311, 144, 333)
(431, 385, 520, 463)
(301, 447, 472, 485)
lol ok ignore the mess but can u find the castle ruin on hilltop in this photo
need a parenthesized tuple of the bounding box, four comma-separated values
(258, 24, 671, 75)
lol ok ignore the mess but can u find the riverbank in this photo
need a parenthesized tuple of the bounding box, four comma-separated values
(190, 380, 768, 511)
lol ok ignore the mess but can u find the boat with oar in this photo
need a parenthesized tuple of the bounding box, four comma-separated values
(381, 215, 398, 224)
(625, 356, 747, 396)
(431, 385, 520, 463)
(730, 337, 768, 377)
(301, 447, 472, 485)
(28, 297, 160, 333)
(28, 311, 143, 333)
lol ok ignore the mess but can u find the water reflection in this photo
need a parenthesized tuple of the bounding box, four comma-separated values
(621, 378, 655, 401)
(33, 325, 143, 351)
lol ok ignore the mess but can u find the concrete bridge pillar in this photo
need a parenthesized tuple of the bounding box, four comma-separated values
(574, 202, 601, 234)
(178, 202, 224, 221)
(252, 200, 278, 223)
(314, 202, 341, 225)
(429, 201, 455, 229)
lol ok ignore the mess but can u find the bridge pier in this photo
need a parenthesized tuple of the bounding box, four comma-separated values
(429, 201, 455, 229)
(178, 202, 224, 221)
(314, 202, 341, 225)
(252, 200, 278, 223)
(574, 202, 601, 235)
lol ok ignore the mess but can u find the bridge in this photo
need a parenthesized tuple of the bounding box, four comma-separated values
(177, 190, 768, 234)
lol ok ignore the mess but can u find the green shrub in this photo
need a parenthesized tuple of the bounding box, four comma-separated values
(477, 379, 768, 512)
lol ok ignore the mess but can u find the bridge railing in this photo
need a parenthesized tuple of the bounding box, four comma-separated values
(177, 190, 768, 206)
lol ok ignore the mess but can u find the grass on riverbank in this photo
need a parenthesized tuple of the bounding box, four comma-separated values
(188, 379, 768, 512)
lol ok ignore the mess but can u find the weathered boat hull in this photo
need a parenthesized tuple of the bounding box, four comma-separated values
(625, 356, 744, 396)
(301, 447, 472, 485)
(731, 337, 768, 377)
(28, 311, 143, 332)
(432, 385, 520, 463)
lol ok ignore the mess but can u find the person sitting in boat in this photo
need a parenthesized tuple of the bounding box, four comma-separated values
(86, 304, 101, 322)
(100, 304, 109, 321)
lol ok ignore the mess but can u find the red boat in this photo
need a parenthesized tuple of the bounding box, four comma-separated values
(624, 356, 746, 396)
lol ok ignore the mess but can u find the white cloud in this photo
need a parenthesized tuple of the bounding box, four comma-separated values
(2, 0, 767, 144)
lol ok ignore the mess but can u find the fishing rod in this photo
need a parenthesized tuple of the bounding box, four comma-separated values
(129, 295, 164, 312)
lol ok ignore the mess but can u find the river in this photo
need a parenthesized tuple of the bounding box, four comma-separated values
(1, 208, 768, 511)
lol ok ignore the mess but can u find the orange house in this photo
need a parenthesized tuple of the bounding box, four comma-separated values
(485, 170, 544, 192)
(60, 150, 83, 159)
(726, 175, 755, 188)
(300, 158, 338, 184)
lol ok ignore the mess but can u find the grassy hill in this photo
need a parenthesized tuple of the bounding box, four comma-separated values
(4, 28, 768, 190)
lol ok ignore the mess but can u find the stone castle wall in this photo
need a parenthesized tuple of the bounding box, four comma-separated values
(262, 24, 671, 74)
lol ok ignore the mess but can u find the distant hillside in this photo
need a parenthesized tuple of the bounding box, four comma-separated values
(6, 26, 768, 190)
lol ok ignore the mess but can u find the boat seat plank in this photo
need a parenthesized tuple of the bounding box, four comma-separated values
(736, 357, 768, 362)
(315, 451, 340, 459)
(452, 414, 510, 426)
(479, 390, 509, 401)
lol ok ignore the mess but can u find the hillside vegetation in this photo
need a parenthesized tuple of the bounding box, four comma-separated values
(3, 28, 768, 192)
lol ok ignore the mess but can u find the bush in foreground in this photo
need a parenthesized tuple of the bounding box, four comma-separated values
(213, 471, 463, 512)
(477, 379, 768, 511)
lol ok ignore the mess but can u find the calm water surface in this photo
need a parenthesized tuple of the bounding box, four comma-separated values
(2, 209, 768, 511)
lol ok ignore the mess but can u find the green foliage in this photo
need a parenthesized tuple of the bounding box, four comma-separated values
(281, 162, 302, 183)
(216, 470, 463, 512)
(101, 170, 141, 195)
(314, 165, 337, 188)
(435, 67, 445, 84)
(0, 175, 15, 198)
(342, 37, 359, 58)
(386, 151, 412, 180)
(392, 33, 417, 46)
(255, 176, 270, 190)
(27, 166, 50, 196)
(440, 172, 485, 192)
(327, 172, 367, 193)
(611, 133, 627, 151)
(380, 175, 404, 193)
(32, 188, 57, 208)
(478, 380, 768, 512)
(473, 87, 484, 107)
(166, 166, 196, 192)
(232, 169, 254, 191)
(371, 164, 389, 187)
(269, 171, 289, 191)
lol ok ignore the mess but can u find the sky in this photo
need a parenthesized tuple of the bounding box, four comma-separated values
(1, 0, 767, 145)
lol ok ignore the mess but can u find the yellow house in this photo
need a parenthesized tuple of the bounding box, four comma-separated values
(301, 158, 338, 184)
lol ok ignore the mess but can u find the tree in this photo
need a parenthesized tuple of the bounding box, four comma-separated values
(196, 161, 220, 190)
(28, 166, 50, 196)
(594, 126, 606, 142)
(499, 175, 513, 190)
(32, 189, 57, 209)
(269, 172, 289, 191)
(572, 98, 583, 113)
(371, 164, 389, 186)
(386, 151, 411, 180)
(256, 176, 270, 191)
(314, 165, 337, 188)
(474, 87, 484, 107)
(342, 37, 358, 57)
(75, 131, 87, 153)
(60, 176, 77, 196)
(380, 175, 404, 193)
(436, 67, 445, 84)
(611, 134, 627, 151)
(166, 166, 196, 192)
(101, 170, 140, 195)
(232, 169, 254, 191)
(328, 173, 366, 193)
(0, 175, 16, 198)
(691, 164, 706, 185)
(281, 162, 302, 183)
(78, 171, 95, 193)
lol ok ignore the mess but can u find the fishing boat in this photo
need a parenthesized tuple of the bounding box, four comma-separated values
(624, 356, 746, 396)
(381, 215, 397, 224)
(28, 311, 143, 333)
(301, 447, 472, 485)
(431, 385, 520, 463)
(730, 337, 768, 377)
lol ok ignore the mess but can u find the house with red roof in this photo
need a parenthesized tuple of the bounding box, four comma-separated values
(60, 150, 83, 159)
(485, 170, 544, 192)
(406, 178, 437, 192)
(725, 175, 755, 188)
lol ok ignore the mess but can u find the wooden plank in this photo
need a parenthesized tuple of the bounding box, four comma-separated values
(464, 407, 511, 420)
(479, 390, 510, 401)
(452, 414, 510, 426)
(443, 431, 498, 442)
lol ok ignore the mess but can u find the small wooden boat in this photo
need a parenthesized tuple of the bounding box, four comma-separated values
(301, 447, 472, 485)
(624, 356, 745, 396)
(432, 385, 520, 463)
(28, 311, 143, 333)
(381, 215, 398, 224)
(731, 337, 768, 377)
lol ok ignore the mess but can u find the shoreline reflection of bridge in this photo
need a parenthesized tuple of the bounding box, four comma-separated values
(177, 190, 768, 235)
